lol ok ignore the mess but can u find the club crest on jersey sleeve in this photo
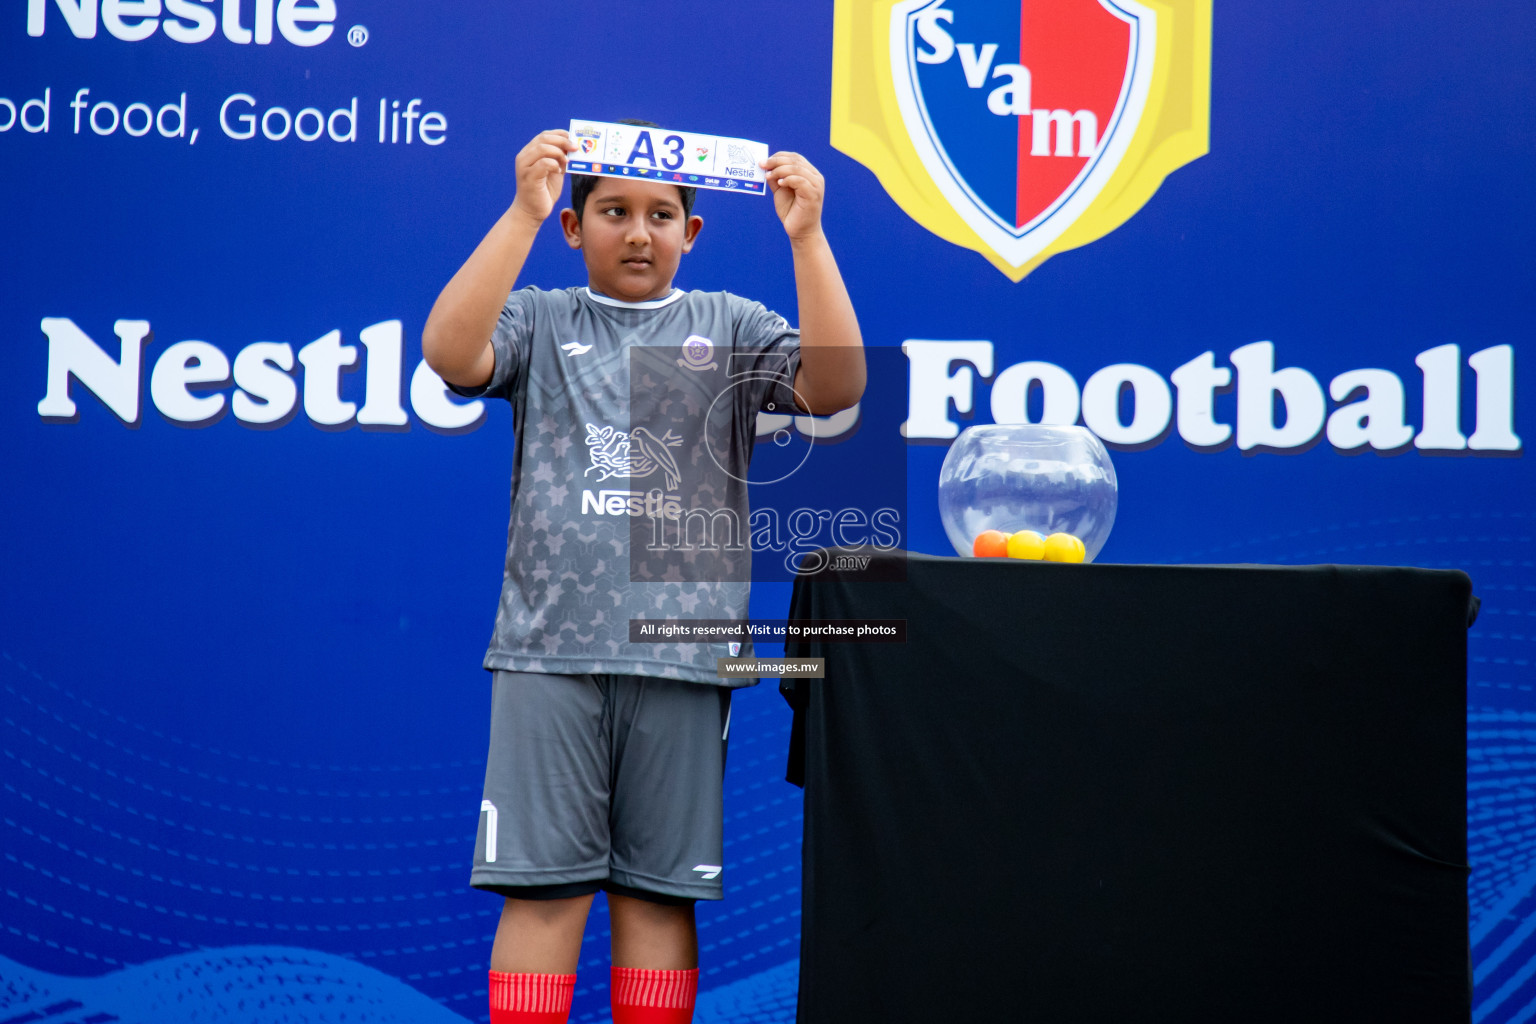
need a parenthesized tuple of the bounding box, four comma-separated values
(831, 0, 1211, 280)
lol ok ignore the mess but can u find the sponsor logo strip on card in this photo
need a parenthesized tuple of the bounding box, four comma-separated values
(568, 119, 769, 195)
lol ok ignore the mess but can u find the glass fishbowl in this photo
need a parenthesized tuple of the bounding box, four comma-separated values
(938, 424, 1118, 561)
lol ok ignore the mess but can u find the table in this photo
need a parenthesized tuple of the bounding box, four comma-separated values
(782, 552, 1474, 1023)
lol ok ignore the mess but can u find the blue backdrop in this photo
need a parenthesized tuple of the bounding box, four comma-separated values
(2, 1, 1531, 1021)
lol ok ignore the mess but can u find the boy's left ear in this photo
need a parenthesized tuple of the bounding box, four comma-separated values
(559, 208, 582, 249)
(681, 214, 704, 254)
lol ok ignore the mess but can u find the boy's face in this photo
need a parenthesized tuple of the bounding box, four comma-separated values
(560, 179, 703, 303)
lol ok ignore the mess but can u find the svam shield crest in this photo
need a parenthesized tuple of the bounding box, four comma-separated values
(832, 0, 1211, 280)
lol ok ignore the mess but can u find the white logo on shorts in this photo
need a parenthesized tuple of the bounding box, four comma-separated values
(480, 800, 498, 863)
(692, 864, 722, 880)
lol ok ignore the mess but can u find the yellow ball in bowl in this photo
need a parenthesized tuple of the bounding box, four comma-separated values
(1043, 532, 1086, 563)
(1006, 530, 1046, 560)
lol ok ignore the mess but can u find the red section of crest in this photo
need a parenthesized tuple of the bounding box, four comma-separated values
(1014, 0, 1132, 228)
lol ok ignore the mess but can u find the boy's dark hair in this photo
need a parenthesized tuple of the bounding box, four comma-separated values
(570, 119, 698, 223)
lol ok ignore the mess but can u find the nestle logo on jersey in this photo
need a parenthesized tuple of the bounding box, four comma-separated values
(581, 488, 681, 518)
(26, 0, 339, 45)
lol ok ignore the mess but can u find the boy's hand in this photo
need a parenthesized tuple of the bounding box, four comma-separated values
(763, 152, 826, 243)
(511, 129, 576, 224)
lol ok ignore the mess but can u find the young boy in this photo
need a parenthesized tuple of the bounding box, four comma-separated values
(421, 122, 863, 1024)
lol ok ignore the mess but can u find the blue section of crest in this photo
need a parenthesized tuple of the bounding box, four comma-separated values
(911, 1, 1022, 230)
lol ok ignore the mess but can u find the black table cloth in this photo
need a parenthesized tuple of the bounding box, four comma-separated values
(782, 551, 1474, 1023)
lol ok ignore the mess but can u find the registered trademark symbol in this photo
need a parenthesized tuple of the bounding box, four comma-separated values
(347, 24, 368, 46)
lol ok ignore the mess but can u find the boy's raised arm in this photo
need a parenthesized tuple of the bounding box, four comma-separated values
(422, 129, 576, 389)
(763, 152, 866, 415)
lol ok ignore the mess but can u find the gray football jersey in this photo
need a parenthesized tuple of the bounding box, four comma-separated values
(450, 286, 802, 686)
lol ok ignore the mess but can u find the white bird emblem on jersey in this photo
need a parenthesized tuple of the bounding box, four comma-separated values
(561, 340, 593, 356)
(584, 423, 683, 491)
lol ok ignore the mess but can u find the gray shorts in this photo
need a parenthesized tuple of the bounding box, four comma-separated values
(470, 671, 732, 901)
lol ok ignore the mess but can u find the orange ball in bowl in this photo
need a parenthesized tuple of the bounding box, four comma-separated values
(972, 529, 1010, 558)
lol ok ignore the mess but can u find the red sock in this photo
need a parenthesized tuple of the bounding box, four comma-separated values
(610, 966, 699, 1024)
(488, 970, 576, 1024)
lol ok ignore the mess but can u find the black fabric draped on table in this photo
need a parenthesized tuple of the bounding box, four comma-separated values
(782, 551, 1474, 1023)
